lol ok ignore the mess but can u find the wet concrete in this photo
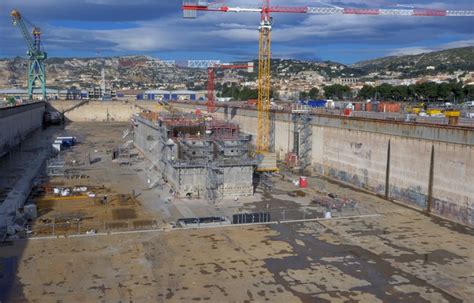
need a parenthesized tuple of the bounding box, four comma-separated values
(264, 223, 463, 302)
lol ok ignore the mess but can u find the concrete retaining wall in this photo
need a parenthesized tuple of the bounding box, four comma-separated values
(49, 100, 159, 122)
(175, 102, 474, 226)
(0, 102, 45, 158)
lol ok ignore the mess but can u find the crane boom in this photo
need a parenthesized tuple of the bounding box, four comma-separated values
(11, 10, 47, 100)
(11, 11, 37, 55)
(183, 3, 474, 17)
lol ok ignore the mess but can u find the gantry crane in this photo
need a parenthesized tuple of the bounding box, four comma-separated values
(11, 10, 47, 100)
(207, 62, 254, 113)
(183, 0, 474, 156)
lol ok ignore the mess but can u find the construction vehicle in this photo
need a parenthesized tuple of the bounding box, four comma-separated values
(11, 10, 47, 100)
(207, 62, 254, 113)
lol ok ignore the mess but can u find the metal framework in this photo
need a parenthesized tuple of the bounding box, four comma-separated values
(257, 2, 272, 153)
(188, 60, 221, 68)
(11, 10, 47, 100)
(292, 109, 313, 173)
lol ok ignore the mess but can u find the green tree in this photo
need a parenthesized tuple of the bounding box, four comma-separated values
(464, 85, 474, 101)
(375, 83, 393, 100)
(324, 84, 351, 100)
(308, 87, 319, 99)
(358, 85, 375, 100)
(299, 91, 308, 100)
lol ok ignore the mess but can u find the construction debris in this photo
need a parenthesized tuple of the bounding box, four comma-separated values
(312, 194, 358, 211)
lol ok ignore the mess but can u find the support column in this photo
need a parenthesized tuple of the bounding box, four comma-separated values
(385, 139, 391, 198)
(427, 145, 435, 213)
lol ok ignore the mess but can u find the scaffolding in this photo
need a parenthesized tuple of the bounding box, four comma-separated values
(292, 109, 313, 173)
(46, 154, 65, 177)
(118, 140, 133, 165)
(134, 112, 256, 199)
(206, 161, 223, 202)
(145, 123, 169, 189)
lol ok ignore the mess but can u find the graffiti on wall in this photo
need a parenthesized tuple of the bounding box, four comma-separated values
(432, 199, 472, 226)
(390, 185, 427, 209)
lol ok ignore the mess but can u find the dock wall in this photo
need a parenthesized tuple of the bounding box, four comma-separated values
(40, 100, 473, 225)
(175, 103, 474, 226)
(0, 102, 46, 158)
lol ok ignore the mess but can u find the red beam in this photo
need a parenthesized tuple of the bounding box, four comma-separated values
(413, 9, 447, 16)
(344, 8, 380, 15)
(268, 6, 307, 13)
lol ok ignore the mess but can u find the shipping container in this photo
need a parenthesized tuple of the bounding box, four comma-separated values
(366, 102, 372, 112)
(372, 102, 379, 112)
(427, 109, 442, 116)
(307, 100, 327, 108)
(247, 99, 257, 106)
(379, 102, 401, 113)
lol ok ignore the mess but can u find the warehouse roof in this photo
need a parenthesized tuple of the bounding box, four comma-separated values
(171, 90, 196, 95)
(0, 88, 27, 94)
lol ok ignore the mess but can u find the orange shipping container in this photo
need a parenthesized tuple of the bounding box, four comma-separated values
(379, 102, 401, 113)
(366, 103, 372, 112)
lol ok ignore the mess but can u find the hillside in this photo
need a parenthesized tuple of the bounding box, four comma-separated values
(0, 56, 206, 90)
(352, 46, 474, 77)
(1, 47, 473, 90)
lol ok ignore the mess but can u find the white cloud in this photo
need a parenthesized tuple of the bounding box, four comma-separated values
(1, 0, 473, 62)
(389, 39, 474, 56)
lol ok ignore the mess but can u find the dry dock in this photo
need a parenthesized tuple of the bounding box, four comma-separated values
(0, 101, 473, 302)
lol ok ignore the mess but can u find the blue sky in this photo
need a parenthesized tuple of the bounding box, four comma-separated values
(0, 0, 473, 64)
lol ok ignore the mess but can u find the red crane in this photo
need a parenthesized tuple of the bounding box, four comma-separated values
(207, 63, 254, 113)
(183, 0, 474, 158)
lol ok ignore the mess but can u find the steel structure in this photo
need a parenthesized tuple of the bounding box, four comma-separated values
(188, 60, 221, 68)
(207, 63, 254, 113)
(292, 109, 313, 173)
(183, 0, 474, 155)
(11, 10, 47, 100)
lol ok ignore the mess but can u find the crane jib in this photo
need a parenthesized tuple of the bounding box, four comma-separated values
(182, 4, 474, 17)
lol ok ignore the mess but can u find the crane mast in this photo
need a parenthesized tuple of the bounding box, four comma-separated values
(11, 10, 48, 100)
(257, 0, 272, 154)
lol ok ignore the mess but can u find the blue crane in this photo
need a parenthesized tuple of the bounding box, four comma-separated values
(11, 10, 47, 100)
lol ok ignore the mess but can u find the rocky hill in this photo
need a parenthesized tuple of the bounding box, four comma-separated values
(352, 46, 474, 77)
(1, 47, 473, 89)
(0, 55, 206, 90)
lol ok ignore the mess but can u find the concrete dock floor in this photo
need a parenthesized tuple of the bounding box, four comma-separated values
(0, 122, 473, 302)
(1, 209, 473, 302)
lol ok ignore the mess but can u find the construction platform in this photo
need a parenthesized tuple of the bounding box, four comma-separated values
(133, 112, 256, 200)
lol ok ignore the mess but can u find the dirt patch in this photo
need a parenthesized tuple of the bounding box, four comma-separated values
(105, 222, 128, 229)
(133, 220, 154, 229)
(112, 208, 137, 220)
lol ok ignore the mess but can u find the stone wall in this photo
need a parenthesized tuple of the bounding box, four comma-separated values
(0, 102, 45, 158)
(49, 100, 159, 122)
